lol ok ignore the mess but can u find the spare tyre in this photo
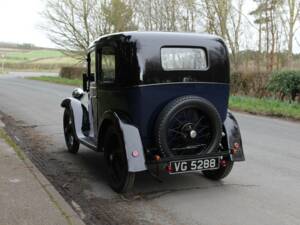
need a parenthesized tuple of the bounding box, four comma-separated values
(155, 96, 222, 157)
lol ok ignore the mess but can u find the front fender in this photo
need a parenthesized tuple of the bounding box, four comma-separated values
(61, 97, 85, 140)
(224, 111, 245, 161)
(100, 111, 147, 172)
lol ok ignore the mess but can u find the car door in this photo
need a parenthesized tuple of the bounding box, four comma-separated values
(89, 49, 98, 138)
(97, 46, 117, 122)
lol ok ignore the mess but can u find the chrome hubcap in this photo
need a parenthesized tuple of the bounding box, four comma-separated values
(190, 130, 197, 139)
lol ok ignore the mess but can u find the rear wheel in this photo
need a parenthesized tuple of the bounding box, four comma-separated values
(63, 108, 80, 154)
(203, 160, 234, 180)
(104, 126, 135, 193)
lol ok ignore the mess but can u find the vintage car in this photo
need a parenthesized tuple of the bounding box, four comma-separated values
(61, 32, 245, 193)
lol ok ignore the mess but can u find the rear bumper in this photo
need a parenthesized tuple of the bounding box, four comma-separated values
(146, 150, 231, 165)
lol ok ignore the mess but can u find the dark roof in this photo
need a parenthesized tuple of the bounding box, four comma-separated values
(90, 31, 223, 48)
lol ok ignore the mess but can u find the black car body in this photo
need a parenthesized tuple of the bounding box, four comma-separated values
(61, 32, 245, 192)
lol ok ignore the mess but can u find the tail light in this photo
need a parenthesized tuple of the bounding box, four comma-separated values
(220, 159, 227, 167)
(154, 154, 161, 161)
(165, 164, 173, 173)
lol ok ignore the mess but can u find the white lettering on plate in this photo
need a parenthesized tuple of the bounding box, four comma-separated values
(191, 161, 197, 170)
(181, 162, 187, 171)
(174, 162, 181, 171)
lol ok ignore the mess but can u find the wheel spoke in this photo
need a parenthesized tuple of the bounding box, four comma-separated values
(166, 107, 212, 156)
(168, 128, 186, 137)
(196, 126, 208, 133)
(193, 116, 204, 129)
(174, 116, 184, 126)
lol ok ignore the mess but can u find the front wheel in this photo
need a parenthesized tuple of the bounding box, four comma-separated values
(104, 126, 135, 193)
(202, 160, 234, 180)
(63, 108, 80, 154)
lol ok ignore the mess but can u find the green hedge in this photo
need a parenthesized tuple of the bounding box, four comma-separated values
(267, 70, 300, 101)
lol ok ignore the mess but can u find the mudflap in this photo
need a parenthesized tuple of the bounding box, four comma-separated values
(223, 111, 245, 161)
(102, 112, 147, 173)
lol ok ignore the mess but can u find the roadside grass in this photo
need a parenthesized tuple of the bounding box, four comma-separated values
(0, 129, 25, 161)
(26, 76, 300, 120)
(6, 50, 64, 60)
(3, 49, 77, 64)
(33, 57, 77, 64)
(229, 95, 300, 120)
(27, 76, 82, 86)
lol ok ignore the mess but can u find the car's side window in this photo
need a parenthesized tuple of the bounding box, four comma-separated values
(101, 47, 116, 83)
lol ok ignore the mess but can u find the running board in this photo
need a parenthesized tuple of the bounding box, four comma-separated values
(79, 137, 97, 151)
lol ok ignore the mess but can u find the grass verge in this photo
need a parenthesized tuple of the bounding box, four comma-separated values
(0, 128, 25, 160)
(27, 76, 82, 86)
(229, 95, 300, 120)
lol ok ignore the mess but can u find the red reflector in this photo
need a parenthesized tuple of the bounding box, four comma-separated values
(233, 142, 240, 149)
(166, 164, 173, 173)
(220, 159, 227, 167)
(231, 142, 240, 155)
(132, 150, 140, 158)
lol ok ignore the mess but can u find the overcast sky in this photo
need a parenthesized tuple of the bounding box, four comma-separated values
(0, 0, 54, 47)
(0, 0, 299, 52)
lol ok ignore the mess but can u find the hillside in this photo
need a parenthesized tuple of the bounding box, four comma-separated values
(0, 42, 81, 72)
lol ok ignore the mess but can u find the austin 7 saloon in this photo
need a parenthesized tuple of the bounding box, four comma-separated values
(61, 32, 245, 193)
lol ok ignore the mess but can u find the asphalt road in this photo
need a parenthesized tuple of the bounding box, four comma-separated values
(0, 76, 300, 225)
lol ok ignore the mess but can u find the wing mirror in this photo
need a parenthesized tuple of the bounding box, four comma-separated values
(82, 73, 95, 92)
(72, 88, 85, 100)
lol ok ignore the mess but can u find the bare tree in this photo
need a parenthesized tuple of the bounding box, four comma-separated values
(41, 0, 300, 72)
(41, 0, 135, 57)
(250, 0, 265, 72)
(280, 0, 300, 66)
(41, 0, 96, 55)
(200, 0, 244, 70)
(179, 0, 197, 32)
(102, 0, 137, 32)
(250, 0, 283, 71)
(133, 0, 197, 32)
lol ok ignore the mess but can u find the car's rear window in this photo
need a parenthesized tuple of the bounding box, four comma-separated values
(161, 47, 207, 71)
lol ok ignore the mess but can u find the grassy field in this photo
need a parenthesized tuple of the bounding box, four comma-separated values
(0, 47, 79, 72)
(229, 95, 300, 120)
(27, 76, 300, 121)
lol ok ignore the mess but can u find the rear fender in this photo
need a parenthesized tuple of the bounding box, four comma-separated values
(99, 111, 147, 172)
(61, 98, 86, 140)
(223, 111, 245, 161)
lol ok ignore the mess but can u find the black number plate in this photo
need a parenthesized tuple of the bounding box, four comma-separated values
(169, 157, 220, 174)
